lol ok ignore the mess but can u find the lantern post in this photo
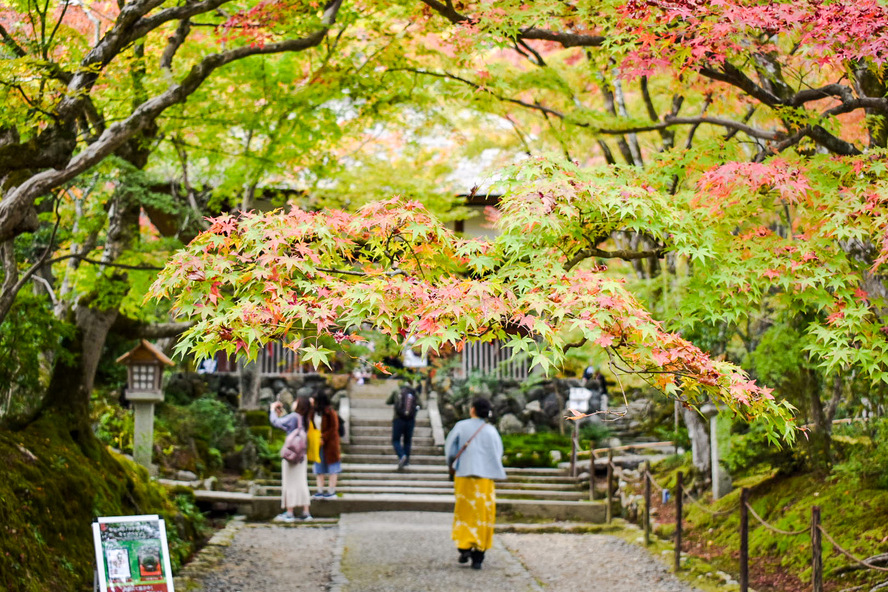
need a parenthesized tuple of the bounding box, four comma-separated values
(116, 340, 173, 471)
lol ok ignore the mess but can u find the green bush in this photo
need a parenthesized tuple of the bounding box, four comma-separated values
(93, 399, 134, 454)
(722, 420, 800, 477)
(832, 418, 888, 489)
(501, 431, 572, 468)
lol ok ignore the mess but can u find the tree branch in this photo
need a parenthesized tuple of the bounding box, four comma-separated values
(789, 84, 856, 107)
(0, 24, 337, 243)
(160, 17, 192, 71)
(565, 245, 667, 271)
(417, 0, 604, 46)
(0, 23, 27, 57)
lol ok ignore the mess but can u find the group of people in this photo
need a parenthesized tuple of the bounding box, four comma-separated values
(271, 383, 507, 572)
(268, 393, 343, 523)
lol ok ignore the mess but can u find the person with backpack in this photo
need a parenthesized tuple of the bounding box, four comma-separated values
(386, 383, 420, 471)
(445, 398, 506, 570)
(311, 393, 342, 499)
(269, 397, 312, 522)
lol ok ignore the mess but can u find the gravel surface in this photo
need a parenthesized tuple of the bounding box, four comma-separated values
(199, 523, 337, 592)
(183, 513, 704, 592)
(500, 532, 703, 592)
(336, 512, 541, 592)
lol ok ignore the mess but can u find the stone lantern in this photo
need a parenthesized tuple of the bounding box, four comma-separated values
(116, 340, 173, 471)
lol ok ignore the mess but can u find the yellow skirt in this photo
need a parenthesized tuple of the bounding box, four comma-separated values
(452, 477, 496, 551)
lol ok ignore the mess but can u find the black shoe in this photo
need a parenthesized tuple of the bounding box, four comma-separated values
(458, 548, 471, 564)
(470, 550, 485, 570)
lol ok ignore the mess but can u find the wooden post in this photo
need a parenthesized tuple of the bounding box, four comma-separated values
(643, 461, 651, 546)
(570, 419, 578, 478)
(606, 449, 614, 523)
(740, 488, 749, 592)
(589, 446, 596, 501)
(812, 506, 823, 592)
(674, 471, 683, 572)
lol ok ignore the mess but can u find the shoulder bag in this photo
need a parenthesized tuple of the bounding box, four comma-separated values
(448, 422, 487, 481)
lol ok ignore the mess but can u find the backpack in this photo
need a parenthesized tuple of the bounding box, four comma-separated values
(395, 386, 418, 420)
(280, 416, 307, 464)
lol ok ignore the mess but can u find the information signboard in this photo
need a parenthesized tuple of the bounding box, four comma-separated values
(92, 515, 175, 592)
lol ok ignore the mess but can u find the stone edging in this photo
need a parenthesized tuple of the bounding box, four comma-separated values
(174, 515, 247, 591)
(327, 519, 349, 591)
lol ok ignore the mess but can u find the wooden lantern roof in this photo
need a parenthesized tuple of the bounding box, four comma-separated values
(116, 339, 175, 367)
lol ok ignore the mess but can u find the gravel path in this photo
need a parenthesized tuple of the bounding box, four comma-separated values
(500, 532, 702, 592)
(198, 523, 337, 592)
(182, 513, 702, 592)
(335, 512, 540, 592)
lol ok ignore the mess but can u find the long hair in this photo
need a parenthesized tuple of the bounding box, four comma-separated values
(314, 393, 331, 413)
(293, 396, 312, 426)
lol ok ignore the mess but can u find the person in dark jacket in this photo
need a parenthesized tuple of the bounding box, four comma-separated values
(386, 383, 421, 471)
(311, 393, 342, 499)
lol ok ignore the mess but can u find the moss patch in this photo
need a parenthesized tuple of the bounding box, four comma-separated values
(647, 461, 888, 592)
(0, 414, 207, 592)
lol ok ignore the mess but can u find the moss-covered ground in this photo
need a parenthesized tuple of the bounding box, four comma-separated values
(0, 414, 209, 592)
(643, 459, 888, 592)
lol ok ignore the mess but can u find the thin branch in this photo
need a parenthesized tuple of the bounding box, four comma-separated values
(565, 245, 667, 271)
(160, 17, 192, 71)
(0, 23, 27, 56)
(45, 253, 164, 271)
(417, 0, 604, 47)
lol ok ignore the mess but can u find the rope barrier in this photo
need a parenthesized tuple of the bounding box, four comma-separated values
(818, 525, 888, 573)
(646, 471, 667, 492)
(744, 502, 808, 536)
(681, 489, 738, 517)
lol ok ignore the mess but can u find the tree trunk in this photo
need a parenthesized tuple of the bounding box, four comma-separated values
(803, 367, 832, 469)
(39, 179, 141, 429)
(42, 306, 118, 428)
(682, 406, 711, 479)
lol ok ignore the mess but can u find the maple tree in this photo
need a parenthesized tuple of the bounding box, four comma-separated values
(2, 0, 888, 463)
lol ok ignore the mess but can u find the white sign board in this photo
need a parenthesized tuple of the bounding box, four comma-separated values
(568, 387, 593, 413)
(92, 514, 175, 592)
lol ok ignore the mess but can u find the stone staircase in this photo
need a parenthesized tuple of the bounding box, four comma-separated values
(205, 381, 609, 521)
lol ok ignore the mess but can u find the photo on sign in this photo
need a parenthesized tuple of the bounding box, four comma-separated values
(106, 548, 131, 580)
(138, 543, 163, 578)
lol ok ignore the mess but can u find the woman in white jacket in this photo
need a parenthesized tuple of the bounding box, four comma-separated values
(444, 398, 506, 570)
(269, 397, 312, 522)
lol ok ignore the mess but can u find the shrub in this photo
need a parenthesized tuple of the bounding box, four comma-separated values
(832, 418, 888, 489)
(501, 431, 572, 468)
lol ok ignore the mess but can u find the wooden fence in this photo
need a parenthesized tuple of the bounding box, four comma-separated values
(588, 451, 888, 591)
(214, 341, 309, 376)
(460, 339, 531, 381)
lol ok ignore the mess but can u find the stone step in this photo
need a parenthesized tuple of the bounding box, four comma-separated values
(225, 493, 610, 522)
(350, 426, 433, 437)
(351, 418, 431, 428)
(260, 485, 586, 500)
(348, 435, 436, 446)
(270, 464, 572, 479)
(265, 478, 583, 491)
(348, 381, 400, 398)
(342, 444, 442, 456)
(342, 453, 443, 466)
